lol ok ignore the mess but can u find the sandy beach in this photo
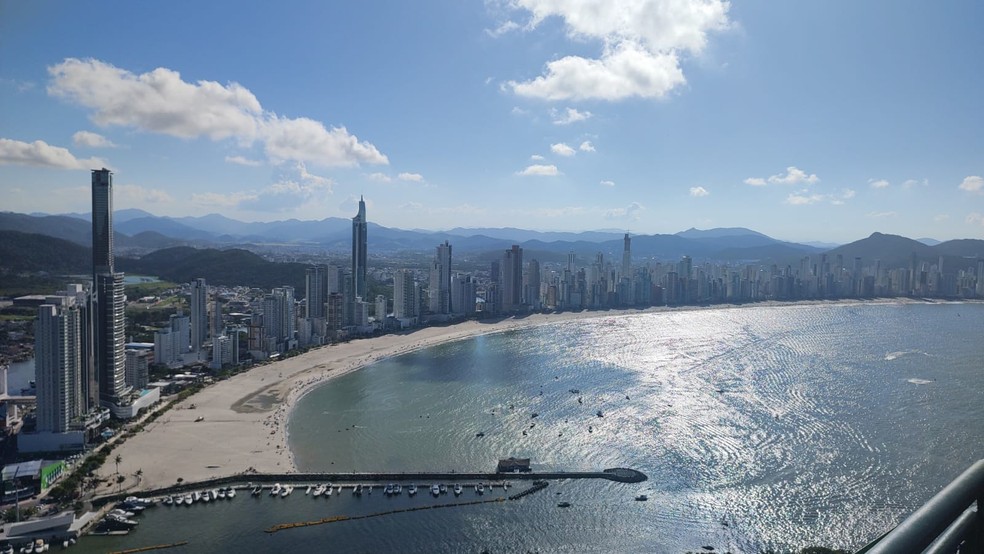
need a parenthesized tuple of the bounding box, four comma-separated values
(98, 298, 937, 494)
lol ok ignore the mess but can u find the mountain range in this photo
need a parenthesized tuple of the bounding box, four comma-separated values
(2, 211, 982, 280)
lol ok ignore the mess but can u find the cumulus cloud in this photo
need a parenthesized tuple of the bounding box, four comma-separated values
(746, 166, 820, 186)
(868, 178, 890, 189)
(902, 178, 928, 188)
(689, 186, 709, 197)
(195, 162, 333, 213)
(486, 20, 521, 37)
(517, 164, 560, 176)
(0, 137, 106, 169)
(72, 130, 116, 148)
(579, 140, 595, 152)
(398, 172, 424, 182)
(551, 143, 576, 157)
(530, 154, 545, 161)
(224, 155, 262, 167)
(503, 0, 729, 101)
(958, 175, 983, 194)
(600, 180, 615, 187)
(116, 184, 174, 205)
(551, 107, 592, 125)
(785, 188, 854, 206)
(605, 201, 645, 220)
(368, 172, 392, 182)
(47, 58, 387, 168)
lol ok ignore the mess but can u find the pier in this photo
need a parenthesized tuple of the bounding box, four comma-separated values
(92, 467, 646, 506)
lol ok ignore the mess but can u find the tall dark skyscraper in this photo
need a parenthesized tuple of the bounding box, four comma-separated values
(351, 196, 368, 303)
(90, 169, 130, 409)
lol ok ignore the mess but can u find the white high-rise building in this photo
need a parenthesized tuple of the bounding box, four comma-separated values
(125, 349, 151, 390)
(262, 286, 296, 352)
(393, 269, 419, 320)
(429, 241, 452, 314)
(35, 297, 83, 433)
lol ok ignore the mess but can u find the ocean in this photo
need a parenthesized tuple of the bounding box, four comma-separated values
(74, 301, 984, 553)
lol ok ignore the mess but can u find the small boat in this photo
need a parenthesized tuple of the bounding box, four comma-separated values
(218, 489, 227, 499)
(183, 494, 193, 505)
(1, 544, 12, 554)
(384, 484, 393, 496)
(477, 483, 485, 495)
(174, 496, 184, 506)
(226, 487, 236, 499)
(635, 494, 648, 501)
(305, 485, 312, 495)
(557, 501, 571, 508)
(408, 484, 417, 496)
(475, 432, 485, 438)
(251, 486, 262, 496)
(110, 509, 135, 519)
(353, 484, 363, 496)
(454, 484, 462, 496)
(163, 496, 173, 506)
(596, 410, 604, 418)
(192, 491, 202, 503)
(270, 484, 282, 496)
(313, 484, 325, 497)
(281, 485, 293, 497)
(201, 491, 211, 502)
(431, 484, 441, 496)
(439, 484, 447, 494)
(531, 413, 538, 418)
(325, 485, 333, 497)
(394, 484, 402, 495)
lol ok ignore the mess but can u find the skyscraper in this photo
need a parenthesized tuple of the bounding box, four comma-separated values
(393, 269, 419, 320)
(190, 278, 208, 354)
(35, 297, 83, 433)
(305, 266, 328, 319)
(90, 169, 130, 409)
(352, 196, 368, 309)
(501, 245, 523, 312)
(429, 241, 452, 314)
(622, 233, 631, 279)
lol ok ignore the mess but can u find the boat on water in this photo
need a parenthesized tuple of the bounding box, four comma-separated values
(596, 410, 604, 417)
(353, 484, 363, 496)
(110, 509, 135, 519)
(192, 491, 202, 503)
(1, 544, 12, 554)
(218, 489, 227, 499)
(313, 484, 325, 497)
(105, 513, 138, 527)
(477, 483, 485, 495)
(635, 494, 648, 501)
(305, 485, 312, 495)
(439, 483, 447, 494)
(394, 484, 402, 495)
(384, 484, 394, 496)
(324, 485, 333, 497)
(251, 486, 262, 496)
(163, 496, 173, 506)
(270, 484, 282, 496)
(557, 501, 572, 508)
(226, 487, 236, 498)
(281, 485, 293, 497)
(453, 484, 462, 496)
(183, 494, 193, 505)
(431, 484, 441, 496)
(408, 484, 417, 496)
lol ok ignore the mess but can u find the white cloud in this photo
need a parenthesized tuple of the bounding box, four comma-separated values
(224, 155, 262, 167)
(958, 175, 983, 194)
(116, 184, 174, 205)
(785, 192, 824, 205)
(551, 142, 576, 157)
(517, 164, 560, 176)
(530, 154, 545, 161)
(195, 162, 332, 213)
(48, 58, 387, 168)
(605, 201, 645, 220)
(296, 162, 333, 188)
(746, 166, 819, 186)
(503, 0, 729, 101)
(72, 130, 116, 148)
(486, 20, 521, 37)
(0, 137, 106, 169)
(600, 180, 615, 187)
(551, 107, 592, 125)
(868, 178, 890, 189)
(967, 213, 984, 227)
(689, 186, 709, 197)
(866, 211, 897, 218)
(368, 172, 392, 182)
(578, 140, 595, 152)
(902, 178, 928, 188)
(933, 214, 949, 222)
(398, 172, 424, 182)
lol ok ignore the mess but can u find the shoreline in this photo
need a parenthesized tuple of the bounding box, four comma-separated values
(100, 297, 970, 493)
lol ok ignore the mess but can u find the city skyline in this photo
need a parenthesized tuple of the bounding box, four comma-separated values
(1, 1, 983, 243)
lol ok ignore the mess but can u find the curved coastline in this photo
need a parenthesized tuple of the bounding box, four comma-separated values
(99, 297, 966, 493)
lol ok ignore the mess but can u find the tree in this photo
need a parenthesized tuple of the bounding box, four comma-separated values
(114, 454, 122, 475)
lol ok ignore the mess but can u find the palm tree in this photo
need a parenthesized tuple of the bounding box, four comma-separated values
(114, 454, 122, 475)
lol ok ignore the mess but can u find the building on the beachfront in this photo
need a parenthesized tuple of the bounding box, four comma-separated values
(91, 168, 131, 411)
(351, 195, 368, 320)
(393, 269, 420, 325)
(124, 348, 151, 390)
(500, 245, 524, 312)
(35, 296, 83, 434)
(429, 241, 452, 314)
(190, 278, 208, 355)
(451, 273, 477, 315)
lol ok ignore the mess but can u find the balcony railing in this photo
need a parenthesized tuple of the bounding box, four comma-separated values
(860, 459, 983, 553)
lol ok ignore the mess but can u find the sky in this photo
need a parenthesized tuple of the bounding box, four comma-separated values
(1, 0, 982, 244)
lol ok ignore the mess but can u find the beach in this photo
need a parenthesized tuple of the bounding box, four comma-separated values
(98, 298, 935, 494)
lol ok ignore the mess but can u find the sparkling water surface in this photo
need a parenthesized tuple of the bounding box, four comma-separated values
(75, 302, 984, 553)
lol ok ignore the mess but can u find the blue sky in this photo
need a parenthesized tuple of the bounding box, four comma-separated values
(1, 0, 982, 243)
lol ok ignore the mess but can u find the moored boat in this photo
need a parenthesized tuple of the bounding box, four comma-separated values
(431, 484, 441, 496)
(408, 484, 417, 496)
(270, 483, 281, 496)
(453, 484, 462, 496)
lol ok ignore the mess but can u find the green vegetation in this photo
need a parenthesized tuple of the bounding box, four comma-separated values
(0, 230, 91, 273)
(120, 246, 309, 291)
(125, 280, 177, 298)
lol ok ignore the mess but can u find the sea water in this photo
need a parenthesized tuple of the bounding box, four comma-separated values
(75, 302, 984, 553)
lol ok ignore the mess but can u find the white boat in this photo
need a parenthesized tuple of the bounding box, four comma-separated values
(394, 484, 402, 495)
(353, 484, 362, 496)
(33, 541, 47, 553)
(163, 496, 173, 506)
(477, 483, 485, 495)
(110, 509, 135, 519)
(270, 483, 282, 496)
(453, 484, 462, 496)
(192, 491, 202, 503)
(439, 484, 447, 494)
(408, 484, 417, 496)
(313, 484, 325, 497)
(305, 485, 312, 495)
(201, 491, 211, 502)
(325, 485, 332, 497)
(281, 485, 293, 497)
(431, 484, 441, 496)
(183, 494, 193, 505)
(226, 487, 236, 499)
(384, 484, 393, 495)
(174, 496, 184, 506)
(218, 489, 227, 499)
